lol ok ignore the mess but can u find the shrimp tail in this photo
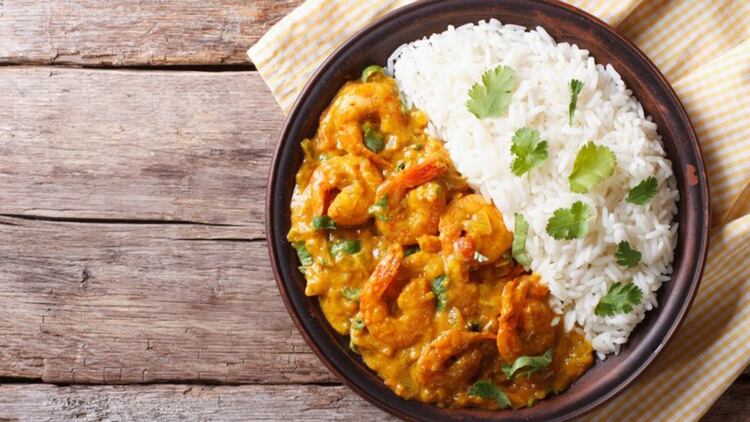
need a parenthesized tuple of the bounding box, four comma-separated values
(360, 245, 404, 323)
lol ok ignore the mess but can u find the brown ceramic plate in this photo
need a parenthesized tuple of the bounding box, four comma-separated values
(266, 0, 710, 420)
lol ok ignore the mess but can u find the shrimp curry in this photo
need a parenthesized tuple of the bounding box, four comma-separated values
(287, 68, 594, 410)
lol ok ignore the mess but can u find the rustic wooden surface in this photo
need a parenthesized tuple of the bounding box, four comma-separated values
(0, 1, 746, 421)
(0, 1, 302, 66)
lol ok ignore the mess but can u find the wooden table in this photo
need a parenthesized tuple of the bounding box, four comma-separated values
(0, 1, 746, 420)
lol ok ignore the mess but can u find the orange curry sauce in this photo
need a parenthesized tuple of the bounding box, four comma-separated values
(287, 71, 593, 410)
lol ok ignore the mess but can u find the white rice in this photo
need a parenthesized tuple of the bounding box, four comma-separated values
(387, 20, 679, 358)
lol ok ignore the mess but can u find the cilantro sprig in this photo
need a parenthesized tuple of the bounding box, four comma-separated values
(546, 201, 591, 240)
(368, 196, 389, 221)
(312, 215, 336, 230)
(512, 213, 531, 267)
(431, 275, 448, 312)
(501, 348, 553, 379)
(341, 287, 361, 303)
(294, 242, 313, 266)
(466, 65, 516, 119)
(467, 380, 511, 409)
(361, 65, 383, 83)
(569, 142, 617, 193)
(361, 122, 385, 153)
(330, 240, 361, 258)
(595, 282, 643, 317)
(510, 127, 549, 176)
(626, 176, 658, 205)
(568, 79, 584, 125)
(404, 245, 420, 257)
(615, 241, 641, 268)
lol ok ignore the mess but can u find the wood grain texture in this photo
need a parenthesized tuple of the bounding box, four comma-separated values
(0, 381, 746, 421)
(0, 216, 333, 384)
(0, 0, 304, 66)
(0, 67, 283, 233)
(0, 384, 393, 421)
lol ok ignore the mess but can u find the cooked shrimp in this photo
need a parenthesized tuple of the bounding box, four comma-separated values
(359, 245, 435, 348)
(415, 330, 496, 388)
(439, 194, 513, 265)
(496, 275, 556, 363)
(374, 157, 448, 244)
(308, 155, 383, 226)
(318, 78, 404, 167)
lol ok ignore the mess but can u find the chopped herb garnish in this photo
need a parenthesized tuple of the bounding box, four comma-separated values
(294, 242, 313, 266)
(411, 143, 424, 151)
(510, 127, 549, 176)
(404, 245, 420, 257)
(474, 251, 489, 263)
(350, 317, 365, 331)
(361, 65, 383, 83)
(501, 349, 553, 379)
(330, 239, 361, 258)
(312, 215, 336, 230)
(615, 241, 641, 268)
(467, 321, 482, 332)
(341, 287, 361, 303)
(467, 380, 511, 409)
(594, 282, 643, 317)
(361, 122, 385, 153)
(626, 176, 658, 205)
(568, 79, 584, 125)
(569, 142, 616, 193)
(431, 275, 449, 312)
(368, 196, 389, 221)
(466, 65, 516, 119)
(512, 213, 532, 267)
(546, 201, 591, 240)
(395, 161, 406, 172)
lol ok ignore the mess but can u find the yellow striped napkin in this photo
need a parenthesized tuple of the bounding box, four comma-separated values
(249, 1, 750, 420)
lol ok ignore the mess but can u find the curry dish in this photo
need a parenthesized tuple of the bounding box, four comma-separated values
(287, 69, 594, 410)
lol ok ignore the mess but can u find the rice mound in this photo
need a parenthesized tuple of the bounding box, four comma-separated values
(388, 20, 679, 358)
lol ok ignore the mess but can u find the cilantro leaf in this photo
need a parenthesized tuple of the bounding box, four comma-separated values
(569, 79, 584, 125)
(361, 65, 383, 83)
(626, 176, 658, 205)
(404, 245, 420, 257)
(312, 215, 336, 230)
(501, 348, 553, 380)
(467, 380, 511, 409)
(512, 213, 532, 267)
(367, 196, 389, 221)
(569, 142, 616, 193)
(615, 241, 641, 268)
(510, 127, 549, 176)
(330, 240, 361, 258)
(431, 275, 449, 312)
(466, 65, 516, 119)
(546, 201, 591, 240)
(341, 287, 361, 302)
(361, 122, 385, 153)
(294, 242, 313, 266)
(594, 282, 643, 317)
(350, 316, 365, 331)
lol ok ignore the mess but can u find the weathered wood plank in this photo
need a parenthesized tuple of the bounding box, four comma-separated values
(0, 384, 393, 421)
(0, 380, 746, 421)
(0, 67, 283, 234)
(0, 0, 304, 66)
(0, 216, 333, 384)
